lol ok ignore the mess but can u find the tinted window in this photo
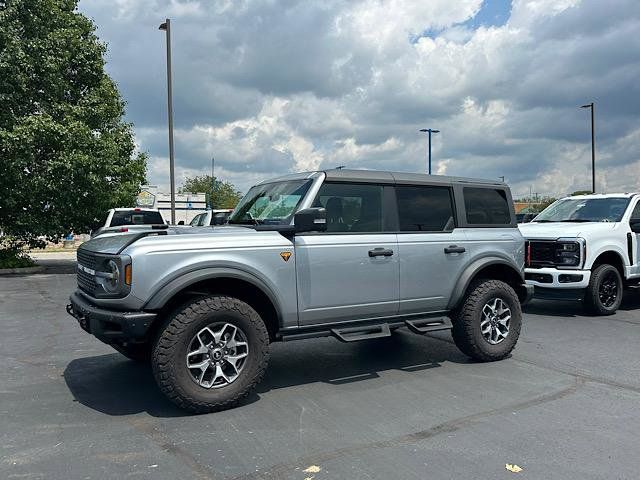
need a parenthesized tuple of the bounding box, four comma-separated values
(110, 210, 165, 226)
(631, 202, 640, 222)
(189, 214, 202, 226)
(313, 183, 384, 232)
(396, 185, 455, 232)
(464, 188, 511, 225)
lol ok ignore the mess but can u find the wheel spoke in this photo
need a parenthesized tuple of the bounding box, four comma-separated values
(212, 364, 230, 385)
(225, 352, 247, 372)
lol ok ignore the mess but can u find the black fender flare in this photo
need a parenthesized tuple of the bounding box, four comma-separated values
(143, 267, 283, 323)
(447, 257, 525, 310)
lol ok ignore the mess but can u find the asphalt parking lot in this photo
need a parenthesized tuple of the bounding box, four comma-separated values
(1, 266, 639, 479)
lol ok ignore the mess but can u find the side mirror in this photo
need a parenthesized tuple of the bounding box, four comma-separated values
(178, 220, 185, 225)
(631, 219, 640, 233)
(294, 207, 327, 233)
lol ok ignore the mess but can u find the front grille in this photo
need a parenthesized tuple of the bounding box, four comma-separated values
(528, 241, 556, 268)
(77, 249, 98, 295)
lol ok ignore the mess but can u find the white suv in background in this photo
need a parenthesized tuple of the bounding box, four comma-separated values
(91, 208, 167, 237)
(519, 193, 640, 315)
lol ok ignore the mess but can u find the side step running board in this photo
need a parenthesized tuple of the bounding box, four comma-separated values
(331, 323, 391, 342)
(405, 317, 452, 334)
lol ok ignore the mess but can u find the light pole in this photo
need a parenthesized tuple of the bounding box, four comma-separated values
(580, 102, 596, 193)
(419, 128, 440, 174)
(211, 156, 215, 209)
(159, 19, 176, 224)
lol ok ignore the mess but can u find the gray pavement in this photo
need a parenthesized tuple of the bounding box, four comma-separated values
(1, 270, 639, 479)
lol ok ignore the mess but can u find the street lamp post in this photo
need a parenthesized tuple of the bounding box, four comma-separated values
(211, 156, 215, 209)
(580, 102, 596, 193)
(159, 19, 176, 224)
(419, 128, 440, 174)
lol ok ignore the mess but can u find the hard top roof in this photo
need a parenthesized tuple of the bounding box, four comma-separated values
(259, 169, 505, 187)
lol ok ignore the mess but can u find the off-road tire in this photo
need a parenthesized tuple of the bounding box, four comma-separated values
(152, 295, 270, 413)
(112, 343, 152, 363)
(451, 279, 522, 362)
(584, 264, 623, 315)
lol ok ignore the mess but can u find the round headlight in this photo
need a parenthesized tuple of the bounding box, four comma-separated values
(104, 259, 121, 293)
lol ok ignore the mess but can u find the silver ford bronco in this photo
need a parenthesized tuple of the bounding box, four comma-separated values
(67, 169, 533, 412)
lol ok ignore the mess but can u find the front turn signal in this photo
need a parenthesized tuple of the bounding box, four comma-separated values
(124, 264, 132, 285)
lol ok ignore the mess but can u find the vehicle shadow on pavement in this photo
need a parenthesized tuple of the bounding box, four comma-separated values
(63, 331, 471, 417)
(524, 290, 640, 317)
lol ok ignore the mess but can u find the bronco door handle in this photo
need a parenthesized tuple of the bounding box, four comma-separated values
(444, 245, 466, 254)
(369, 248, 394, 257)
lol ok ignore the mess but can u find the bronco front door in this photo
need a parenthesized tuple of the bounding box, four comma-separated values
(295, 182, 399, 326)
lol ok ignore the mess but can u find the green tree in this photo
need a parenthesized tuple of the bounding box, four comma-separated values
(0, 0, 147, 262)
(181, 175, 243, 209)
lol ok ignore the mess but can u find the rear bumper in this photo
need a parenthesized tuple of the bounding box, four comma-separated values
(67, 291, 157, 344)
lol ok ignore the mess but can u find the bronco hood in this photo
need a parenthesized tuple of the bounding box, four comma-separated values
(79, 225, 259, 255)
(518, 221, 617, 239)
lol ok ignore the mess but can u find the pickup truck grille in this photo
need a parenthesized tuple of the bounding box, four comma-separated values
(76, 249, 98, 295)
(527, 240, 556, 268)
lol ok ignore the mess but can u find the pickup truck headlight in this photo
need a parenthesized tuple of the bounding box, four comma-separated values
(554, 239, 583, 268)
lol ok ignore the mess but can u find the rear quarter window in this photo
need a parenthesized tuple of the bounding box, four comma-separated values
(463, 187, 512, 225)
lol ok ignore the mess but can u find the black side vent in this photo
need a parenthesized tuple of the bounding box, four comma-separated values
(627, 232, 633, 266)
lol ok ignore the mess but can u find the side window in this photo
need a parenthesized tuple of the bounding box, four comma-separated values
(198, 214, 208, 226)
(463, 187, 511, 225)
(396, 185, 455, 232)
(630, 201, 640, 222)
(189, 214, 202, 226)
(312, 183, 384, 233)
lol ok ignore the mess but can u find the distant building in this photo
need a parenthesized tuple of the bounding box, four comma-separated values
(137, 186, 207, 225)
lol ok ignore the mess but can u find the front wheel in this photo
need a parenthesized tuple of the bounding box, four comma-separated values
(584, 264, 623, 315)
(152, 296, 270, 413)
(451, 279, 522, 362)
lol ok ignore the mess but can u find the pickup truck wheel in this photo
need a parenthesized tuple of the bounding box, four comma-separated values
(451, 279, 522, 362)
(585, 264, 623, 315)
(152, 296, 270, 413)
(112, 343, 151, 363)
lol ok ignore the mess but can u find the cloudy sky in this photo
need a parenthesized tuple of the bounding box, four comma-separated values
(79, 0, 640, 198)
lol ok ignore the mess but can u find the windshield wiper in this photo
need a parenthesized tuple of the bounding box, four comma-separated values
(558, 219, 592, 222)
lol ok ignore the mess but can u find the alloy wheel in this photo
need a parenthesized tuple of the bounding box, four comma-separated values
(480, 297, 511, 345)
(186, 323, 249, 389)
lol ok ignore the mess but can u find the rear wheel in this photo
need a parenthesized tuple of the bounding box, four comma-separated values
(152, 295, 270, 413)
(584, 264, 623, 315)
(451, 279, 522, 362)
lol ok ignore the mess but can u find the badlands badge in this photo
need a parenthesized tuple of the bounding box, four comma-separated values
(280, 251, 292, 262)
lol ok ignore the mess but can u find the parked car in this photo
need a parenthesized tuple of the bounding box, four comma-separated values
(516, 212, 537, 223)
(188, 209, 234, 227)
(91, 208, 167, 238)
(520, 193, 640, 315)
(68, 169, 532, 412)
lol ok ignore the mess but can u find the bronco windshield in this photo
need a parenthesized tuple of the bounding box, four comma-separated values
(228, 180, 312, 225)
(534, 197, 630, 223)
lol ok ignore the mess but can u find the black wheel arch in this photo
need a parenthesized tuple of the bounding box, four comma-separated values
(143, 268, 283, 341)
(448, 257, 527, 310)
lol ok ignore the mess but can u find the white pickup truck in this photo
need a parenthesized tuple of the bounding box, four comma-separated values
(519, 193, 640, 315)
(91, 208, 167, 238)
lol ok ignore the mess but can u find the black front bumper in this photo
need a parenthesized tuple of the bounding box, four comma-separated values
(67, 291, 157, 344)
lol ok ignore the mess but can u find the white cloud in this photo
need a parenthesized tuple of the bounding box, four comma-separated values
(80, 0, 640, 198)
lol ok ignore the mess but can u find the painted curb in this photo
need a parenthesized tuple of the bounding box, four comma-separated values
(0, 266, 46, 275)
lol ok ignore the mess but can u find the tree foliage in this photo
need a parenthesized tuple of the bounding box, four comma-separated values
(0, 0, 147, 251)
(570, 190, 593, 196)
(180, 175, 243, 209)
